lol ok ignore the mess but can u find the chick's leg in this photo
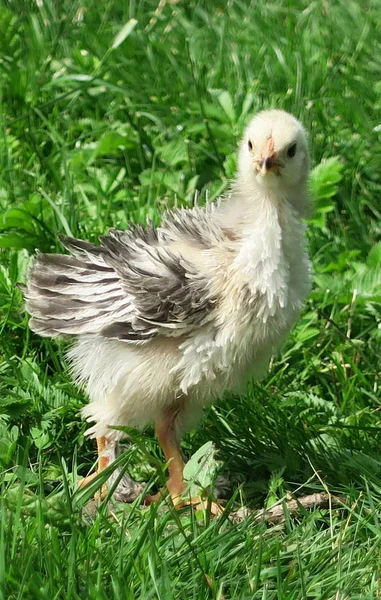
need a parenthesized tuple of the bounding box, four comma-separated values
(97, 436, 109, 472)
(144, 402, 185, 504)
(96, 436, 110, 500)
(156, 403, 186, 503)
(79, 436, 110, 500)
(79, 437, 145, 503)
(145, 403, 223, 515)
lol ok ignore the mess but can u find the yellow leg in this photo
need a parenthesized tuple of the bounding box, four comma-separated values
(144, 404, 223, 515)
(144, 403, 185, 504)
(156, 403, 186, 503)
(96, 436, 109, 500)
(79, 436, 110, 500)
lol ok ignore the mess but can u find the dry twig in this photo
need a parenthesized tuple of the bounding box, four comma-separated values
(231, 493, 347, 524)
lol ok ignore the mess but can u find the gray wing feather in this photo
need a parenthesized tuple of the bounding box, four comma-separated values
(23, 214, 219, 342)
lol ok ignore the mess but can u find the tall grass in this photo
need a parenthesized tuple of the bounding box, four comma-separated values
(0, 0, 380, 597)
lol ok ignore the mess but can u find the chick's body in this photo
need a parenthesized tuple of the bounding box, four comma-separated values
(68, 197, 309, 440)
(24, 109, 311, 503)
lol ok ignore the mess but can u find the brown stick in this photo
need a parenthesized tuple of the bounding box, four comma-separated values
(256, 492, 347, 523)
(231, 493, 347, 524)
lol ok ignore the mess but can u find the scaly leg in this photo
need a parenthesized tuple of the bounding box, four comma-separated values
(96, 436, 109, 500)
(157, 403, 186, 503)
(79, 436, 110, 500)
(145, 403, 223, 515)
(79, 437, 145, 503)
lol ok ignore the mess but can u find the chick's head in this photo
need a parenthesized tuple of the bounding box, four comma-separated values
(238, 109, 309, 200)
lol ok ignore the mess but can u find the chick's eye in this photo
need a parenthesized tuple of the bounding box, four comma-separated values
(287, 142, 297, 158)
(248, 140, 253, 151)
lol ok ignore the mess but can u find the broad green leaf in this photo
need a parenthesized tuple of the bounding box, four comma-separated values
(183, 441, 220, 496)
(0, 265, 11, 293)
(155, 138, 188, 166)
(216, 90, 236, 123)
(95, 133, 128, 157)
(223, 153, 237, 179)
(30, 427, 51, 450)
(294, 327, 320, 343)
(0, 232, 40, 251)
(240, 92, 255, 119)
(367, 242, 381, 267)
(0, 208, 37, 232)
(310, 157, 343, 202)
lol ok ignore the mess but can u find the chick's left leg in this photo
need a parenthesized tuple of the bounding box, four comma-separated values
(157, 403, 187, 502)
(145, 403, 223, 515)
(144, 402, 185, 504)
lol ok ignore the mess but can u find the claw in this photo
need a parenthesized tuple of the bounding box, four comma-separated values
(144, 485, 224, 515)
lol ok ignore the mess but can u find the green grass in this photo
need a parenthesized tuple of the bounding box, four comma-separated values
(1, 0, 381, 597)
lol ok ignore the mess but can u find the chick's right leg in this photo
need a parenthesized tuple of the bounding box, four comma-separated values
(79, 437, 144, 502)
(78, 436, 110, 500)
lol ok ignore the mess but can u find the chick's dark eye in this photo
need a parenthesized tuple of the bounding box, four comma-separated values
(248, 140, 253, 151)
(287, 142, 297, 158)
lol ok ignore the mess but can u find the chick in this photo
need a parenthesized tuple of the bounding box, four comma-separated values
(22, 109, 311, 508)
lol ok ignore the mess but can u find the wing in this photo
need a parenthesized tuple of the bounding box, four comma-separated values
(23, 222, 216, 342)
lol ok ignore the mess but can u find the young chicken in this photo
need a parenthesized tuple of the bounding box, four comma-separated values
(23, 109, 311, 508)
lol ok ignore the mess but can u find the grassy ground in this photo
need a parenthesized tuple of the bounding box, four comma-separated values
(0, 0, 381, 597)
